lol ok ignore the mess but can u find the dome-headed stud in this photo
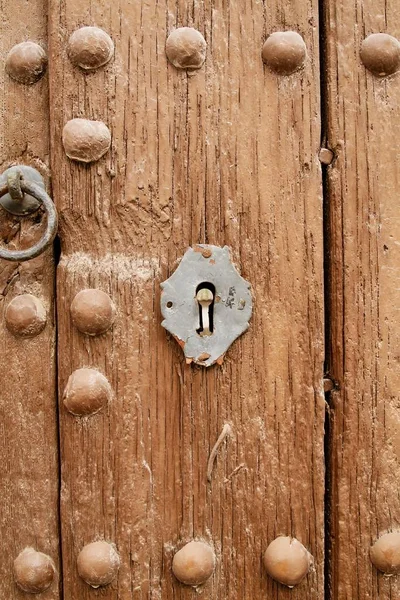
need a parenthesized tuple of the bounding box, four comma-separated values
(62, 119, 111, 163)
(68, 26, 114, 70)
(166, 28, 207, 69)
(5, 42, 47, 84)
(263, 536, 312, 587)
(14, 548, 56, 593)
(77, 541, 120, 588)
(70, 288, 115, 335)
(172, 541, 215, 586)
(370, 532, 400, 573)
(360, 33, 400, 76)
(5, 294, 47, 338)
(63, 368, 111, 416)
(262, 31, 307, 75)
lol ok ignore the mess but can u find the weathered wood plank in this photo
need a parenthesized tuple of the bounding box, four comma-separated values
(49, 0, 325, 597)
(324, 0, 400, 597)
(0, 1, 60, 598)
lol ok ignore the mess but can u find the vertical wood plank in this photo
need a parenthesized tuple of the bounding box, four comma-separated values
(324, 0, 400, 597)
(0, 1, 60, 598)
(49, 0, 325, 598)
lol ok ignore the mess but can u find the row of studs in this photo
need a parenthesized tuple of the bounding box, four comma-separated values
(13, 531, 400, 594)
(13, 537, 311, 592)
(6, 26, 400, 83)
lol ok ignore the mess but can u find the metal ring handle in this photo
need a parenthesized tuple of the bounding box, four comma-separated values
(0, 179, 58, 262)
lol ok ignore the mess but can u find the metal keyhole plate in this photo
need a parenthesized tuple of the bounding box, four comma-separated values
(160, 245, 252, 367)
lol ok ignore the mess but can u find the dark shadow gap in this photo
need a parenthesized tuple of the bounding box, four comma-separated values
(52, 234, 64, 599)
(318, 0, 334, 596)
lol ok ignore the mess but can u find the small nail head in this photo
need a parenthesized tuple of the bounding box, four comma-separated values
(360, 33, 400, 76)
(5, 294, 47, 338)
(62, 119, 111, 163)
(263, 536, 312, 587)
(68, 26, 114, 70)
(70, 288, 115, 335)
(166, 27, 207, 70)
(5, 41, 47, 84)
(63, 368, 111, 416)
(14, 548, 55, 593)
(319, 148, 334, 165)
(202, 248, 212, 258)
(262, 31, 307, 75)
(77, 541, 120, 587)
(370, 532, 400, 573)
(172, 541, 216, 586)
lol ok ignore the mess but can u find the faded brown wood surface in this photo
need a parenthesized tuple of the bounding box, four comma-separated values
(49, 1, 325, 598)
(325, 0, 400, 597)
(0, 0, 60, 598)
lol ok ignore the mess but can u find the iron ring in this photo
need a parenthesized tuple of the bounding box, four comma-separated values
(0, 179, 58, 262)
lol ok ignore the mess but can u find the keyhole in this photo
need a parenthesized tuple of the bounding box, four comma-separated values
(196, 282, 215, 336)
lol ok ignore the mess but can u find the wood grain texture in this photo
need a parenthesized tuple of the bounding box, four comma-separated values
(324, 0, 400, 597)
(0, 1, 60, 598)
(49, 0, 325, 597)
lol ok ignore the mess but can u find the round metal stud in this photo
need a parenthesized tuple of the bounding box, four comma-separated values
(5, 294, 47, 338)
(319, 148, 334, 166)
(68, 26, 114, 70)
(360, 33, 400, 76)
(5, 41, 47, 84)
(370, 532, 400, 574)
(166, 28, 207, 69)
(62, 119, 111, 163)
(262, 31, 307, 75)
(172, 541, 215, 586)
(14, 548, 55, 593)
(70, 289, 115, 335)
(63, 368, 111, 416)
(77, 541, 120, 588)
(263, 536, 312, 587)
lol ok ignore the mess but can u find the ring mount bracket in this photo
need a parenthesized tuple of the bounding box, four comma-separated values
(0, 168, 58, 262)
(0, 165, 45, 216)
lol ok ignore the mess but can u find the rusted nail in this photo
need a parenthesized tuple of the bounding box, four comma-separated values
(62, 119, 111, 163)
(370, 532, 400, 573)
(77, 541, 120, 588)
(166, 27, 207, 70)
(63, 368, 112, 416)
(70, 288, 115, 335)
(263, 536, 312, 587)
(319, 148, 334, 165)
(5, 294, 47, 338)
(360, 33, 400, 77)
(262, 32, 307, 75)
(172, 541, 216, 586)
(68, 26, 114, 70)
(202, 248, 212, 258)
(216, 354, 225, 366)
(5, 42, 47, 84)
(14, 548, 56, 594)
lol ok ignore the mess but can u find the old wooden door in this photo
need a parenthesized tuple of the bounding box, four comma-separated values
(1, 0, 400, 598)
